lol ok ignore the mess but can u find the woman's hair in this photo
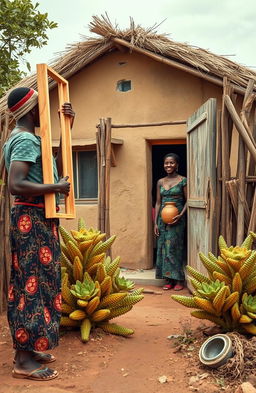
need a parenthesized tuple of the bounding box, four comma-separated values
(163, 153, 180, 164)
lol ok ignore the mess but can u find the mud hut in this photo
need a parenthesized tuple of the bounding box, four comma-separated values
(1, 15, 256, 309)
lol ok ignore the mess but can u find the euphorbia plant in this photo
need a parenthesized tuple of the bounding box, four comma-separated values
(60, 218, 144, 342)
(171, 232, 256, 334)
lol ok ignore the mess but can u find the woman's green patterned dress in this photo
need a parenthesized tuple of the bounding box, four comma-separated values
(155, 178, 187, 281)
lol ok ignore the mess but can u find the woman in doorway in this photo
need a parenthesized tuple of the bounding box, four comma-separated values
(154, 153, 187, 290)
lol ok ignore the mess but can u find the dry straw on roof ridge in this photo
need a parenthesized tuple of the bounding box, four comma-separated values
(89, 14, 256, 87)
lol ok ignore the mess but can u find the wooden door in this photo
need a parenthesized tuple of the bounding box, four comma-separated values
(187, 98, 217, 280)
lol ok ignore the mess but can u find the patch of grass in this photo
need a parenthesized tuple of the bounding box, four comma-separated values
(168, 319, 197, 350)
(215, 377, 225, 388)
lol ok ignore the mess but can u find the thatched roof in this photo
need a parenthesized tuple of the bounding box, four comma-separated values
(1, 14, 256, 114)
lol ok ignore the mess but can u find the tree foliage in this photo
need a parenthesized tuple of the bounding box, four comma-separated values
(0, 0, 57, 97)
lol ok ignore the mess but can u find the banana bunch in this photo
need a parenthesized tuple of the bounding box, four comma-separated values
(171, 232, 256, 335)
(59, 218, 144, 342)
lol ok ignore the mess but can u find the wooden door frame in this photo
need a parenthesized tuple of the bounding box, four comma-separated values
(147, 138, 187, 269)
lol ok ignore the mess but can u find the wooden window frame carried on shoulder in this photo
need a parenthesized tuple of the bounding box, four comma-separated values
(36, 63, 75, 219)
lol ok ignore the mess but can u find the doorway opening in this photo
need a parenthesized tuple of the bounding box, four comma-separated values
(151, 140, 187, 266)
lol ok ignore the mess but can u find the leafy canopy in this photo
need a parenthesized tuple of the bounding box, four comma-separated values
(0, 0, 57, 97)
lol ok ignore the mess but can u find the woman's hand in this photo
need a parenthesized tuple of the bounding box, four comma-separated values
(168, 214, 182, 225)
(154, 223, 160, 237)
(56, 176, 70, 195)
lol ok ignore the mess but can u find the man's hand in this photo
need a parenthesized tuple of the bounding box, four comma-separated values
(59, 102, 75, 128)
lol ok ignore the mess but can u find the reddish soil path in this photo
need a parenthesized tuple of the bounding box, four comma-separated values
(0, 286, 211, 393)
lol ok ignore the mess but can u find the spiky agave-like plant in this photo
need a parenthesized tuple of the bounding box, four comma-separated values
(59, 218, 144, 342)
(171, 232, 256, 334)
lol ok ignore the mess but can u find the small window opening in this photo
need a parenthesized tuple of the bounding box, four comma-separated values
(116, 80, 131, 92)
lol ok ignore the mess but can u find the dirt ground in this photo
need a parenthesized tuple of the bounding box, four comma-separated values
(0, 286, 228, 393)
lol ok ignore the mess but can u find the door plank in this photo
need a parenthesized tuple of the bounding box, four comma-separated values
(187, 99, 217, 287)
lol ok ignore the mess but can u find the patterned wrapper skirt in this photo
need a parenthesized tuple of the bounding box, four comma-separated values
(7, 200, 62, 351)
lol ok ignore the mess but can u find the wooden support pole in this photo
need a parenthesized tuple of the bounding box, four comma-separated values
(236, 80, 256, 241)
(99, 119, 106, 233)
(110, 120, 187, 128)
(248, 189, 256, 233)
(240, 79, 256, 149)
(105, 118, 112, 254)
(96, 130, 101, 230)
(224, 95, 256, 163)
(236, 141, 246, 244)
(221, 78, 232, 243)
(246, 108, 256, 209)
(215, 110, 222, 243)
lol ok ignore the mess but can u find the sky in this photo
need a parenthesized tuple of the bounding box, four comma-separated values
(22, 0, 256, 73)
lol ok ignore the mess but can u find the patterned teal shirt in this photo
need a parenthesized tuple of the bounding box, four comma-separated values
(3, 131, 59, 202)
